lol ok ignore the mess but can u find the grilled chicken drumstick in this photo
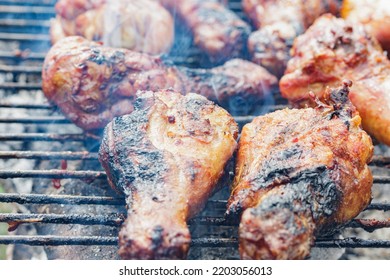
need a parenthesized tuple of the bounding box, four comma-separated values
(244, 0, 339, 77)
(341, 0, 390, 58)
(280, 14, 390, 146)
(99, 89, 238, 259)
(160, 0, 251, 63)
(42, 36, 277, 131)
(227, 82, 373, 259)
(51, 0, 174, 55)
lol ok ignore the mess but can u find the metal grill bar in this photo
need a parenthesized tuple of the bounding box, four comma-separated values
(373, 176, 390, 184)
(0, 170, 106, 179)
(0, 54, 201, 66)
(0, 82, 41, 90)
(0, 151, 389, 167)
(0, 19, 50, 27)
(0, 151, 98, 160)
(0, 32, 50, 41)
(0, 0, 56, 5)
(1, 170, 389, 183)
(0, 111, 298, 124)
(315, 238, 390, 248)
(0, 116, 70, 124)
(0, 50, 45, 61)
(0, 102, 51, 109)
(0, 193, 388, 213)
(0, 133, 88, 142)
(0, 193, 124, 205)
(1, 214, 389, 232)
(0, 235, 118, 246)
(0, 236, 238, 247)
(0, 235, 389, 248)
(0, 5, 54, 14)
(0, 213, 124, 227)
(365, 203, 390, 211)
(0, 64, 42, 74)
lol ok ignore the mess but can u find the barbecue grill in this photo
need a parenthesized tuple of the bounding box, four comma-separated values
(0, 0, 389, 260)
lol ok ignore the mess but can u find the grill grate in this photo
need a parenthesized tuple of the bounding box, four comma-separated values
(0, 0, 389, 259)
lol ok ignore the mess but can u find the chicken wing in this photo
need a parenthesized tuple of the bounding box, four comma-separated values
(244, 0, 339, 77)
(341, 0, 390, 58)
(42, 36, 277, 131)
(279, 14, 390, 146)
(99, 89, 238, 259)
(227, 82, 373, 259)
(51, 0, 174, 55)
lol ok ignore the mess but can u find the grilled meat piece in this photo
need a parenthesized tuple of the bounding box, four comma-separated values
(42, 36, 277, 131)
(244, 0, 339, 77)
(341, 0, 390, 58)
(51, 0, 174, 55)
(280, 14, 390, 146)
(227, 82, 373, 259)
(161, 0, 251, 63)
(99, 89, 238, 259)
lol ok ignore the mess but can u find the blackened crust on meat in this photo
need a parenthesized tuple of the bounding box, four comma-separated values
(99, 89, 238, 259)
(227, 83, 373, 259)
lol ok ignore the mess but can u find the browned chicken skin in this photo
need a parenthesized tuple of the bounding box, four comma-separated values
(342, 0, 390, 58)
(244, 0, 339, 77)
(51, 0, 174, 55)
(227, 82, 373, 259)
(99, 89, 238, 259)
(280, 14, 390, 146)
(42, 36, 277, 131)
(161, 0, 251, 63)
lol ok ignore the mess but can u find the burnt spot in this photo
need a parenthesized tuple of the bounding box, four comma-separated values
(101, 100, 169, 194)
(88, 48, 106, 65)
(251, 146, 303, 190)
(185, 97, 212, 119)
(252, 166, 340, 223)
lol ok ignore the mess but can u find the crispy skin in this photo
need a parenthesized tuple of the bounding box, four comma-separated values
(280, 14, 390, 146)
(51, 0, 174, 55)
(226, 83, 373, 259)
(244, 0, 339, 77)
(161, 0, 251, 63)
(99, 90, 238, 259)
(42, 36, 277, 130)
(341, 0, 390, 58)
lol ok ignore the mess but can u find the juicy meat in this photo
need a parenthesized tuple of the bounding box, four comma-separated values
(341, 0, 390, 58)
(244, 0, 339, 77)
(42, 36, 277, 131)
(161, 0, 251, 63)
(99, 89, 238, 259)
(226, 82, 373, 259)
(51, 0, 174, 55)
(280, 14, 390, 146)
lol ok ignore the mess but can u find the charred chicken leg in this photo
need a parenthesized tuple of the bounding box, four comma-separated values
(99, 89, 238, 259)
(280, 14, 390, 146)
(42, 36, 277, 131)
(244, 0, 339, 77)
(227, 82, 373, 259)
